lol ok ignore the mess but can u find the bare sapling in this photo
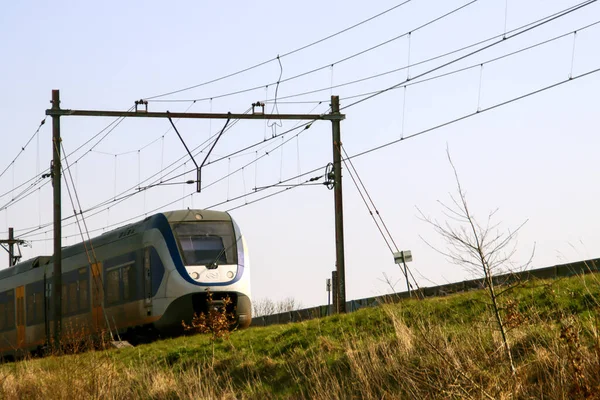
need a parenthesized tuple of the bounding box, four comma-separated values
(418, 148, 535, 375)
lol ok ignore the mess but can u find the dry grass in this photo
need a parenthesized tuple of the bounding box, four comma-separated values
(2, 274, 600, 399)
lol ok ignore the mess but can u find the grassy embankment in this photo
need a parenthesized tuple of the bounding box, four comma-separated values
(1, 272, 600, 399)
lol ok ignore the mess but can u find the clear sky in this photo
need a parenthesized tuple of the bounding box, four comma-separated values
(1, 0, 599, 308)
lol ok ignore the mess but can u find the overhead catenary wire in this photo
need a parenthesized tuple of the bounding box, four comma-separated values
(11, 0, 596, 241)
(24, 150, 328, 243)
(143, 0, 415, 100)
(269, 15, 600, 104)
(329, 18, 600, 102)
(0, 117, 46, 184)
(114, 103, 326, 199)
(90, 101, 198, 158)
(146, 0, 595, 108)
(7, 15, 568, 214)
(18, 110, 322, 240)
(19, 63, 600, 243)
(342, 0, 597, 110)
(11, 107, 251, 237)
(225, 66, 600, 215)
(17, 106, 263, 238)
(167, 66, 600, 224)
(0, 107, 135, 213)
(147, 1, 478, 103)
(346, 66, 600, 161)
(13, 7, 598, 235)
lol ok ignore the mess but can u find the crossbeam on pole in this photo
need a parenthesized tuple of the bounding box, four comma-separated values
(46, 109, 345, 121)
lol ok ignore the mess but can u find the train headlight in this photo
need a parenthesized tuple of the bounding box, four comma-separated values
(191, 271, 200, 280)
(227, 271, 234, 279)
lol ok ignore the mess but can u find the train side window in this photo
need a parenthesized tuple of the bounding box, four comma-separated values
(122, 266, 130, 301)
(35, 293, 43, 323)
(68, 282, 78, 314)
(62, 285, 68, 315)
(122, 265, 137, 301)
(106, 269, 120, 304)
(6, 295, 15, 330)
(0, 303, 4, 330)
(27, 293, 34, 325)
(79, 278, 89, 311)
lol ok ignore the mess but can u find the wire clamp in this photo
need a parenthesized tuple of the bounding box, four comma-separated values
(135, 99, 148, 113)
(251, 102, 265, 115)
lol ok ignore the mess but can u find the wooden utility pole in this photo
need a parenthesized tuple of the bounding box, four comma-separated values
(0, 228, 25, 266)
(51, 89, 62, 346)
(331, 96, 346, 313)
(331, 270, 338, 315)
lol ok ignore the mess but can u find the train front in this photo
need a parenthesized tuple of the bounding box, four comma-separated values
(155, 210, 252, 333)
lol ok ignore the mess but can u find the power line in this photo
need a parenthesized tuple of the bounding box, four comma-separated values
(82, 8, 600, 224)
(18, 63, 600, 242)
(0, 114, 131, 214)
(342, 0, 597, 110)
(0, 108, 134, 208)
(61, 103, 323, 229)
(5, 1, 594, 217)
(22, 145, 329, 243)
(89, 101, 198, 157)
(18, 112, 320, 240)
(346, 66, 600, 161)
(225, 180, 316, 212)
(340, 150, 394, 254)
(0, 117, 46, 183)
(146, 1, 478, 103)
(143, 0, 414, 100)
(258, 18, 600, 104)
(14, 1, 599, 242)
(186, 66, 600, 220)
(129, 103, 328, 202)
(0, 176, 45, 212)
(144, 0, 594, 108)
(15, 109, 254, 238)
(6, 103, 232, 236)
(340, 145, 422, 294)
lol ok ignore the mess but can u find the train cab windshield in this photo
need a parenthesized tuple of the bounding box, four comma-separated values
(172, 222, 238, 266)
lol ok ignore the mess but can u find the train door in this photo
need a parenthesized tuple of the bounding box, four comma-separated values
(143, 248, 152, 316)
(91, 263, 105, 332)
(15, 286, 25, 348)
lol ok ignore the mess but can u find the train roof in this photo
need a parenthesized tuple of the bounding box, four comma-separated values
(163, 209, 232, 223)
(0, 256, 52, 280)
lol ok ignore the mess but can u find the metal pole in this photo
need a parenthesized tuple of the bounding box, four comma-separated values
(403, 260, 411, 298)
(8, 228, 14, 267)
(331, 96, 346, 313)
(51, 89, 62, 346)
(326, 278, 331, 316)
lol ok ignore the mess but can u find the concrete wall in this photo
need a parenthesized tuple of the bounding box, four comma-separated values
(250, 258, 600, 328)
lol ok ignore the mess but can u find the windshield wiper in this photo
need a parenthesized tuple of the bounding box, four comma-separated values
(206, 235, 242, 269)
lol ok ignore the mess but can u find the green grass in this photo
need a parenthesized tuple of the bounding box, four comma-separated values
(2, 273, 600, 399)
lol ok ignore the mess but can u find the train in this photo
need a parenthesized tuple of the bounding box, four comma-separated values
(0, 209, 252, 359)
